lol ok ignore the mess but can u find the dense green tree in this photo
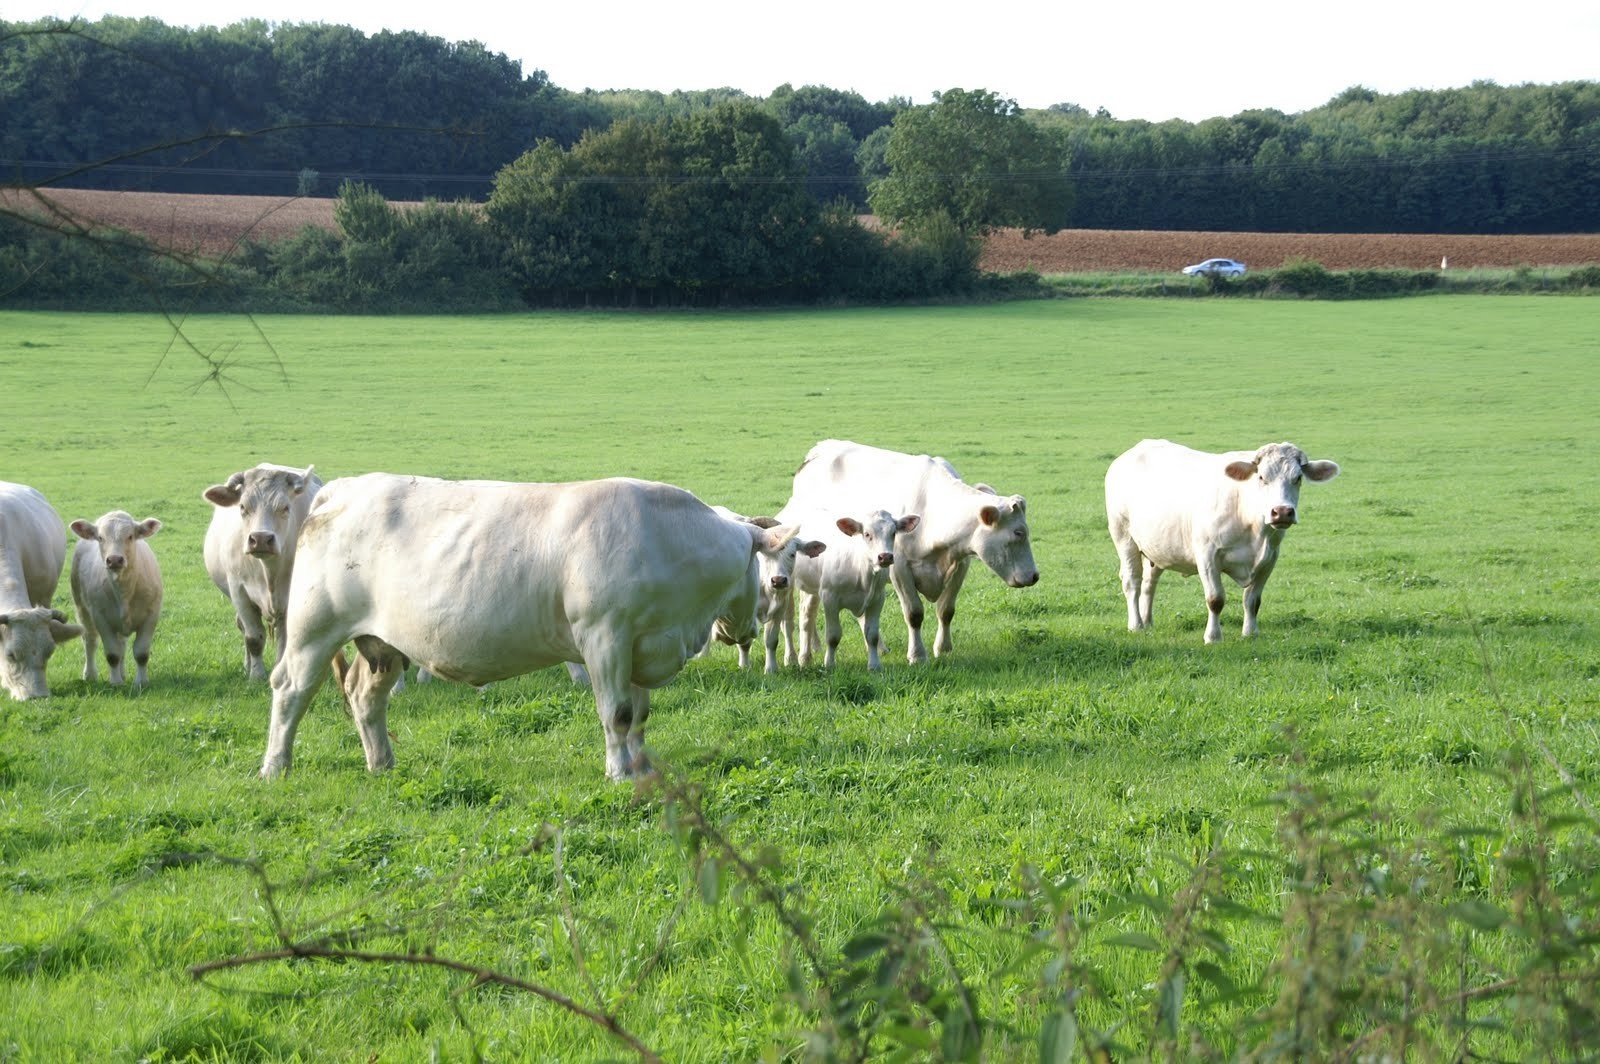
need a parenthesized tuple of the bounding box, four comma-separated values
(869, 88, 1071, 235)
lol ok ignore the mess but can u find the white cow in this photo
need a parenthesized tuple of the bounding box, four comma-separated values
(1105, 439, 1342, 644)
(261, 474, 799, 781)
(202, 463, 321, 680)
(703, 506, 826, 673)
(69, 510, 163, 688)
(0, 481, 82, 700)
(785, 440, 1039, 664)
(783, 509, 920, 671)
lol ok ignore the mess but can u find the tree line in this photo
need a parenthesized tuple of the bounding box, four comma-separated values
(6, 17, 1599, 236)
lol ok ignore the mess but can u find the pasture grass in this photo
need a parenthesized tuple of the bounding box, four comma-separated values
(1, 297, 1598, 1059)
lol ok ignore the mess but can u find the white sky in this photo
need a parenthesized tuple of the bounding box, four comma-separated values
(7, 0, 1598, 123)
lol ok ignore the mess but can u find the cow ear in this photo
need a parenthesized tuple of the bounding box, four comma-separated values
(70, 520, 98, 541)
(293, 465, 317, 495)
(836, 517, 863, 537)
(137, 518, 163, 538)
(50, 618, 84, 644)
(979, 505, 1001, 527)
(802, 540, 828, 558)
(973, 482, 998, 496)
(1224, 461, 1256, 481)
(204, 481, 242, 508)
(1010, 495, 1026, 514)
(746, 515, 781, 529)
(1304, 459, 1341, 482)
(755, 524, 798, 555)
(897, 514, 921, 534)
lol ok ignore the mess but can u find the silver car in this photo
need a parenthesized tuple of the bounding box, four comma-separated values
(1181, 258, 1247, 277)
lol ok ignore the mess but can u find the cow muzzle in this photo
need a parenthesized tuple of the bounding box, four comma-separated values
(1009, 570, 1041, 588)
(1269, 506, 1297, 529)
(876, 553, 895, 568)
(246, 532, 279, 556)
(770, 574, 789, 590)
(105, 555, 126, 572)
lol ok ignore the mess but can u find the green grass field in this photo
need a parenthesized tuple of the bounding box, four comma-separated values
(2, 297, 1598, 1060)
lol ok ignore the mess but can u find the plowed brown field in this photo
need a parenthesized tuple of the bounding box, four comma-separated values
(9, 188, 1600, 272)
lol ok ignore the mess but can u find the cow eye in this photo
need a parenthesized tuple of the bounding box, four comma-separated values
(1014, 527, 1028, 541)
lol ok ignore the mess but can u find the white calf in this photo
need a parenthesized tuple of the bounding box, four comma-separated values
(69, 511, 163, 688)
(786, 509, 920, 671)
(1106, 439, 1341, 643)
(703, 506, 827, 673)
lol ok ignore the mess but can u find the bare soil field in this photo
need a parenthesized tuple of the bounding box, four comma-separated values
(9, 187, 1600, 272)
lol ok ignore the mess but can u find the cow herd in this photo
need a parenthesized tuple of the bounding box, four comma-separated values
(0, 437, 1338, 780)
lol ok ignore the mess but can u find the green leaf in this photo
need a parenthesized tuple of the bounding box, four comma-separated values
(1103, 931, 1163, 951)
(1447, 899, 1508, 931)
(882, 1024, 936, 1049)
(698, 857, 720, 906)
(1040, 1010, 1077, 1064)
(1158, 970, 1185, 1038)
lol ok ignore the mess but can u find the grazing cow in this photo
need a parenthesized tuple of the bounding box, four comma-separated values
(1105, 439, 1342, 644)
(784, 509, 920, 671)
(0, 481, 82, 700)
(785, 440, 1039, 664)
(703, 506, 827, 673)
(69, 511, 163, 688)
(260, 474, 799, 781)
(202, 463, 321, 680)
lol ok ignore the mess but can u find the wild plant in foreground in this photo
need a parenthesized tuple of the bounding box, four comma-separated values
(180, 734, 1600, 1062)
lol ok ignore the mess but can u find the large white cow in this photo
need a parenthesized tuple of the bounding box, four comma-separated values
(0, 482, 82, 700)
(703, 506, 826, 673)
(1105, 439, 1341, 644)
(69, 510, 164, 688)
(784, 509, 920, 671)
(785, 440, 1039, 664)
(202, 463, 321, 680)
(261, 474, 799, 781)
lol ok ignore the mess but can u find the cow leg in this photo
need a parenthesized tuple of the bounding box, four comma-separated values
(103, 630, 128, 686)
(797, 591, 820, 667)
(260, 624, 344, 778)
(888, 564, 928, 665)
(1198, 557, 1226, 644)
(763, 618, 783, 674)
(932, 560, 970, 658)
(736, 639, 752, 670)
(822, 600, 843, 669)
(80, 619, 100, 684)
(1139, 560, 1162, 628)
(231, 590, 269, 681)
(1117, 542, 1146, 631)
(131, 619, 156, 689)
(346, 637, 404, 771)
(270, 607, 290, 673)
(625, 686, 651, 777)
(582, 636, 644, 781)
(860, 613, 883, 672)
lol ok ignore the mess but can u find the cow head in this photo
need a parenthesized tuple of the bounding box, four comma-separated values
(837, 511, 920, 570)
(1224, 443, 1341, 530)
(204, 464, 317, 559)
(0, 607, 83, 701)
(972, 494, 1040, 588)
(71, 511, 161, 576)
